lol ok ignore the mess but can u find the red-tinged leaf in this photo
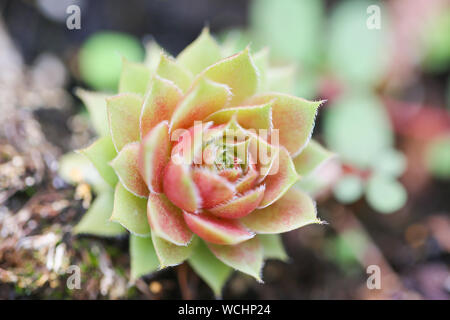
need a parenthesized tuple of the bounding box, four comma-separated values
(138, 121, 171, 193)
(183, 211, 254, 245)
(155, 54, 193, 93)
(191, 168, 236, 209)
(242, 187, 320, 234)
(247, 133, 278, 181)
(200, 47, 259, 106)
(152, 233, 196, 268)
(119, 58, 151, 95)
(163, 160, 201, 213)
(207, 237, 263, 281)
(235, 163, 259, 193)
(293, 139, 335, 176)
(169, 78, 231, 132)
(176, 27, 222, 75)
(209, 185, 265, 219)
(248, 93, 323, 156)
(147, 193, 193, 246)
(79, 136, 118, 187)
(218, 167, 243, 182)
(106, 93, 143, 151)
(205, 102, 273, 131)
(258, 146, 298, 208)
(110, 182, 150, 236)
(140, 75, 183, 138)
(111, 142, 149, 197)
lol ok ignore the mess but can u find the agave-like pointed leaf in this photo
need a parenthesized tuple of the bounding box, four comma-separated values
(139, 121, 171, 193)
(209, 185, 265, 219)
(140, 75, 183, 138)
(266, 65, 297, 95)
(248, 93, 323, 156)
(242, 187, 320, 233)
(151, 233, 196, 268)
(188, 240, 232, 297)
(183, 211, 254, 245)
(258, 234, 288, 261)
(110, 182, 150, 236)
(156, 54, 193, 93)
(74, 191, 126, 236)
(252, 47, 269, 93)
(147, 192, 193, 246)
(111, 142, 149, 197)
(169, 78, 231, 132)
(118, 59, 151, 95)
(144, 41, 164, 73)
(177, 27, 222, 76)
(205, 101, 273, 131)
(163, 160, 201, 213)
(200, 48, 259, 106)
(106, 93, 143, 151)
(258, 146, 299, 208)
(192, 169, 236, 209)
(75, 88, 110, 137)
(293, 139, 335, 176)
(79, 136, 118, 187)
(207, 237, 263, 281)
(129, 234, 159, 281)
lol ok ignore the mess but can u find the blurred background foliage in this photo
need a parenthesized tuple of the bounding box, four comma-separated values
(0, 0, 449, 299)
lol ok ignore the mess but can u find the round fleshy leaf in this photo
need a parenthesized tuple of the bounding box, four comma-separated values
(205, 102, 273, 131)
(209, 185, 265, 219)
(200, 47, 259, 106)
(242, 187, 320, 234)
(333, 174, 364, 204)
(140, 75, 183, 138)
(177, 27, 222, 75)
(293, 139, 335, 176)
(188, 240, 232, 297)
(372, 149, 407, 178)
(366, 174, 407, 214)
(110, 142, 149, 197)
(129, 234, 159, 281)
(155, 54, 193, 93)
(138, 121, 171, 193)
(169, 78, 231, 132)
(74, 191, 126, 237)
(258, 146, 299, 208)
(191, 169, 236, 209)
(79, 136, 118, 187)
(118, 59, 151, 95)
(147, 193, 193, 246)
(163, 160, 201, 213)
(106, 93, 143, 151)
(151, 233, 196, 268)
(248, 93, 322, 156)
(425, 136, 450, 179)
(183, 211, 254, 245)
(110, 182, 150, 236)
(207, 237, 263, 282)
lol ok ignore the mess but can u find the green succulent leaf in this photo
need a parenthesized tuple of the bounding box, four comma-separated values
(371, 149, 407, 178)
(130, 234, 159, 281)
(78, 136, 118, 187)
(188, 241, 233, 297)
(118, 58, 151, 95)
(425, 136, 450, 179)
(156, 54, 193, 93)
(333, 174, 364, 204)
(366, 174, 407, 214)
(258, 234, 288, 261)
(144, 41, 164, 73)
(293, 139, 335, 176)
(110, 182, 150, 236)
(74, 191, 126, 236)
(75, 88, 110, 137)
(151, 233, 197, 268)
(177, 27, 222, 75)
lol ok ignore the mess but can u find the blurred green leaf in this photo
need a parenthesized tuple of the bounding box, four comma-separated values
(79, 32, 144, 91)
(371, 149, 407, 178)
(75, 88, 110, 137)
(425, 135, 450, 179)
(422, 9, 450, 72)
(129, 234, 159, 281)
(323, 92, 393, 168)
(366, 174, 407, 214)
(333, 174, 364, 204)
(327, 0, 389, 86)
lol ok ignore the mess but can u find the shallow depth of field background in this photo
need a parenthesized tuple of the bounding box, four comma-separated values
(0, 0, 449, 299)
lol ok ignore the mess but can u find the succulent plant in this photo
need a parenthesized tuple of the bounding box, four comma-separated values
(60, 28, 332, 296)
